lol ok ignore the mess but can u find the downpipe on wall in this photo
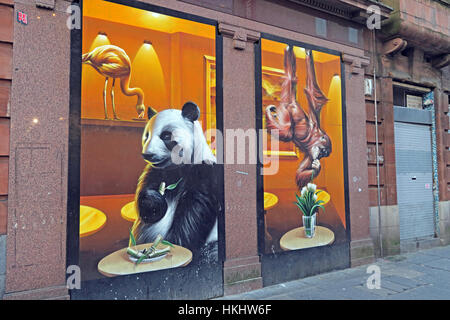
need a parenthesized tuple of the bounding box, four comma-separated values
(372, 29, 383, 257)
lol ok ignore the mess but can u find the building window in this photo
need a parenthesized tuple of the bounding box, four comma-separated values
(394, 86, 429, 109)
(348, 27, 358, 44)
(315, 17, 327, 37)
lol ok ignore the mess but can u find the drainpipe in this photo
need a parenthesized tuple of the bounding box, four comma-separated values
(372, 29, 383, 257)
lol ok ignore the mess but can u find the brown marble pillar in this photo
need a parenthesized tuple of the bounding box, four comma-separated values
(219, 23, 263, 295)
(342, 55, 376, 267)
(4, 1, 70, 299)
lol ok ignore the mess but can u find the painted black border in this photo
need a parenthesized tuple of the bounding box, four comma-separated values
(215, 28, 226, 262)
(67, 0, 83, 274)
(67, 0, 225, 298)
(255, 33, 351, 259)
(106, 0, 217, 26)
(261, 33, 343, 59)
(255, 39, 265, 254)
(341, 60, 351, 243)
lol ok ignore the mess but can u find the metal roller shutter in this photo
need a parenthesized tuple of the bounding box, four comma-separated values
(394, 122, 435, 240)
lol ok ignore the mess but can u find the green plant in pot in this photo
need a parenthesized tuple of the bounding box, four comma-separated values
(294, 182, 325, 238)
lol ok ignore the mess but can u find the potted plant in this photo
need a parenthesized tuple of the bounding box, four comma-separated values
(294, 182, 325, 238)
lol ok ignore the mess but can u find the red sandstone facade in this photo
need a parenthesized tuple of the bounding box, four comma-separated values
(0, 0, 448, 300)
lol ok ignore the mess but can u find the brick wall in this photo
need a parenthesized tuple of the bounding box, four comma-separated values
(0, 0, 13, 237)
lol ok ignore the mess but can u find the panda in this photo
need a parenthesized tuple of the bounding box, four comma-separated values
(132, 101, 220, 263)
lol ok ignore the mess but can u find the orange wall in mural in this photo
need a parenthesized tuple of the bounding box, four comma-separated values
(261, 39, 346, 253)
(81, 0, 215, 125)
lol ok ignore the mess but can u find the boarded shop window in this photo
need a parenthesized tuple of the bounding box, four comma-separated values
(260, 38, 347, 254)
(79, 0, 220, 283)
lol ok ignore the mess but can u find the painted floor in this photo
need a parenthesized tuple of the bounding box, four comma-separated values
(220, 245, 450, 300)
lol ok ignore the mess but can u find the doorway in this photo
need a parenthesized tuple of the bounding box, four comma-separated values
(394, 121, 435, 240)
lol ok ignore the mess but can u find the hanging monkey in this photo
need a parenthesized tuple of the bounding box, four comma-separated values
(265, 46, 332, 189)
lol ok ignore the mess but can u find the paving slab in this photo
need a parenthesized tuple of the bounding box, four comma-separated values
(379, 265, 425, 278)
(417, 247, 450, 259)
(401, 252, 444, 265)
(353, 284, 398, 298)
(387, 284, 450, 300)
(221, 245, 450, 300)
(383, 275, 428, 288)
(0, 274, 4, 299)
(422, 258, 450, 271)
(379, 279, 414, 293)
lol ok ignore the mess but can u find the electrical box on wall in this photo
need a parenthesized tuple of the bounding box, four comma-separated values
(364, 78, 373, 96)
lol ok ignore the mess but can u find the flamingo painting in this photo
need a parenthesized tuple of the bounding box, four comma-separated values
(82, 44, 151, 120)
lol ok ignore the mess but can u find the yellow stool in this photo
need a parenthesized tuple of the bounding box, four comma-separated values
(263, 192, 279, 245)
(121, 201, 138, 222)
(264, 192, 278, 210)
(80, 205, 107, 237)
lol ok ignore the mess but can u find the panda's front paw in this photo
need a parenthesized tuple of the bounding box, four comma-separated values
(138, 189, 168, 224)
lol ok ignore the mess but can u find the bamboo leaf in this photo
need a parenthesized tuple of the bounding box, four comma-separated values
(136, 254, 147, 265)
(167, 178, 183, 190)
(126, 247, 140, 258)
(161, 240, 175, 248)
(158, 182, 166, 195)
(129, 229, 136, 247)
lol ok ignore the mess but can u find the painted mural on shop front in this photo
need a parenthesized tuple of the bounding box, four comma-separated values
(78, 0, 221, 281)
(261, 39, 347, 254)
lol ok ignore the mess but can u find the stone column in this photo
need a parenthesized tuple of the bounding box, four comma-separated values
(435, 89, 450, 245)
(4, 1, 70, 300)
(342, 54, 376, 267)
(219, 23, 262, 295)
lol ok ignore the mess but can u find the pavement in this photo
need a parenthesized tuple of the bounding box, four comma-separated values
(221, 245, 450, 300)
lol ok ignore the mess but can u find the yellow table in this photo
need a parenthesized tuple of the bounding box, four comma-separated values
(264, 192, 278, 210)
(280, 226, 335, 251)
(97, 243, 192, 277)
(80, 205, 107, 237)
(121, 201, 138, 222)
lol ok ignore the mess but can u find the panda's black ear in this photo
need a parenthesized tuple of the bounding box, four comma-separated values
(182, 101, 200, 122)
(147, 106, 157, 120)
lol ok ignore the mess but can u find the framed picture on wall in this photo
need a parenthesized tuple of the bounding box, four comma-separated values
(204, 56, 298, 158)
(204, 55, 216, 153)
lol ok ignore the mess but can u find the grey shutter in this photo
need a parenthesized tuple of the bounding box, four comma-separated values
(394, 122, 435, 240)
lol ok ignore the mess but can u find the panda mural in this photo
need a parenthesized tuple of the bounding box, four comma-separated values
(131, 102, 221, 264)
